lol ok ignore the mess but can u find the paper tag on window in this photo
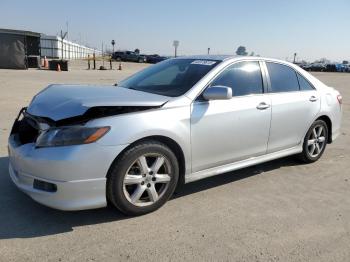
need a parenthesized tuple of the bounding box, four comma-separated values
(191, 60, 216, 66)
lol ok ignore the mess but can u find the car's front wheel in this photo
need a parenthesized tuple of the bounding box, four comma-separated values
(107, 140, 179, 216)
(298, 120, 328, 163)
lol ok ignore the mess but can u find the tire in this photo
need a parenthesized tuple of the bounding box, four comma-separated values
(107, 140, 179, 216)
(297, 120, 328, 163)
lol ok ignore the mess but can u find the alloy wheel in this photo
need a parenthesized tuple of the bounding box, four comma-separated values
(307, 125, 326, 158)
(123, 153, 172, 207)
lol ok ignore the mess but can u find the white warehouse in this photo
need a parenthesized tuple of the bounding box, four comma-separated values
(40, 35, 100, 59)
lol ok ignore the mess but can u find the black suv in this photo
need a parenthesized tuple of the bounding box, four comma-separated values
(112, 51, 146, 63)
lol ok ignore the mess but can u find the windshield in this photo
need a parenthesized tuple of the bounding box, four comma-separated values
(118, 59, 220, 97)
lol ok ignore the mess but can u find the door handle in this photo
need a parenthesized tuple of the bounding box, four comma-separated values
(256, 102, 270, 110)
(309, 96, 318, 102)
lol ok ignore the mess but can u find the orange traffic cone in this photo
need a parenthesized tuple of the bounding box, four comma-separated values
(57, 64, 61, 72)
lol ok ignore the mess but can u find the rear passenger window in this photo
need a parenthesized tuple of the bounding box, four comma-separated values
(297, 73, 314, 91)
(266, 62, 299, 93)
(210, 61, 263, 96)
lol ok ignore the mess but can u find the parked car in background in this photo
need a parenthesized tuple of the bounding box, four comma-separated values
(304, 63, 327, 72)
(112, 51, 146, 63)
(145, 54, 168, 64)
(8, 55, 342, 216)
(326, 64, 338, 72)
(336, 64, 347, 72)
(325, 64, 347, 72)
(344, 64, 350, 72)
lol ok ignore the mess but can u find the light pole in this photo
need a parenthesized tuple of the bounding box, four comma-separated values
(207, 48, 210, 55)
(293, 53, 297, 63)
(111, 40, 115, 53)
(173, 40, 179, 57)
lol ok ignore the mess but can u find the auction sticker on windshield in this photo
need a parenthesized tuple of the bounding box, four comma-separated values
(191, 60, 217, 66)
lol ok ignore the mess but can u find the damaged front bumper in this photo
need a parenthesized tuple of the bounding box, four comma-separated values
(8, 135, 128, 210)
(8, 110, 129, 210)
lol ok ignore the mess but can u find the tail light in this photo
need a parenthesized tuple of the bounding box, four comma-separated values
(337, 95, 343, 105)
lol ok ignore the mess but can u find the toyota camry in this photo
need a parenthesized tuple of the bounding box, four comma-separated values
(8, 55, 342, 215)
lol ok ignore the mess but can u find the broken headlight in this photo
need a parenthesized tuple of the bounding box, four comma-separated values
(35, 126, 110, 147)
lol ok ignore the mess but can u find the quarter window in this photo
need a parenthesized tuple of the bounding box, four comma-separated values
(297, 73, 314, 91)
(210, 61, 263, 96)
(266, 62, 299, 93)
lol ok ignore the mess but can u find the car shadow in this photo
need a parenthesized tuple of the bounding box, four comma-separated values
(0, 155, 302, 239)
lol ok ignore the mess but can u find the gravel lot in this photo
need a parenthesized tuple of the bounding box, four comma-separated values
(0, 60, 349, 262)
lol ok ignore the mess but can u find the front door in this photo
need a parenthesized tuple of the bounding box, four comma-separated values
(190, 61, 271, 173)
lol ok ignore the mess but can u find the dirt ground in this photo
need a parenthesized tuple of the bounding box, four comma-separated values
(0, 60, 349, 262)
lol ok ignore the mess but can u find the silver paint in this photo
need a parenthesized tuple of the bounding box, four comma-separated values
(8, 56, 342, 210)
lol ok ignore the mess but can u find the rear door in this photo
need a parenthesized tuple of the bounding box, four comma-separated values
(264, 61, 321, 153)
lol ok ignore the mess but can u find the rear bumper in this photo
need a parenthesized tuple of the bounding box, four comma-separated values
(8, 135, 128, 211)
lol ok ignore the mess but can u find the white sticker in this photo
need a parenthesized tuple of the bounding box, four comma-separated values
(191, 60, 216, 66)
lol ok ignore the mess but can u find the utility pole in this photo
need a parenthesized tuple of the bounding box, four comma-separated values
(207, 48, 210, 55)
(66, 21, 69, 40)
(293, 53, 297, 63)
(173, 40, 179, 58)
(102, 42, 104, 67)
(60, 30, 67, 60)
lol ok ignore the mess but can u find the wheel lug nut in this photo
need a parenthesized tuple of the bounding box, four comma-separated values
(149, 171, 153, 175)
(147, 183, 151, 187)
(152, 177, 156, 181)
(142, 174, 146, 177)
(141, 181, 144, 185)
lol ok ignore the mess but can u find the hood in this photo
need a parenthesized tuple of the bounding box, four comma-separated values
(27, 84, 169, 121)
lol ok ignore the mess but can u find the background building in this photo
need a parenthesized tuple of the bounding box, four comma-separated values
(40, 35, 99, 59)
(0, 28, 40, 69)
(0, 28, 101, 69)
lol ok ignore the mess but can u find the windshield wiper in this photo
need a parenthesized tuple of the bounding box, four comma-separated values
(127, 87, 139, 91)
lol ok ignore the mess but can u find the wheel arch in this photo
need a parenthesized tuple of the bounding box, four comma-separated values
(106, 135, 186, 186)
(316, 115, 332, 143)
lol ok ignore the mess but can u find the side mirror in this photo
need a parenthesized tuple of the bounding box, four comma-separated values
(202, 86, 232, 100)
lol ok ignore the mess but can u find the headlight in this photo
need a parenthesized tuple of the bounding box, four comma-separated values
(36, 126, 110, 148)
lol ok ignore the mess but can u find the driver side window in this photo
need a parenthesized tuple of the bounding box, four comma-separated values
(210, 61, 263, 96)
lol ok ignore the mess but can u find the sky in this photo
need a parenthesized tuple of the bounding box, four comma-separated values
(1, 0, 349, 62)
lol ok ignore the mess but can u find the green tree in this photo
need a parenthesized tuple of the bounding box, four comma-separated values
(236, 46, 248, 56)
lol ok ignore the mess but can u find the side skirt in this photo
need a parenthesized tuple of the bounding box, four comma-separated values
(185, 146, 302, 183)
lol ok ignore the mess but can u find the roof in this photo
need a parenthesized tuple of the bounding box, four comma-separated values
(0, 28, 41, 37)
(174, 55, 233, 61)
(175, 55, 301, 66)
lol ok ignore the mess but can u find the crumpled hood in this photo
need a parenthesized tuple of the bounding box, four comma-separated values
(27, 84, 169, 121)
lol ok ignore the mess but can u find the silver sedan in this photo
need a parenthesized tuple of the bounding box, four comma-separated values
(8, 55, 342, 215)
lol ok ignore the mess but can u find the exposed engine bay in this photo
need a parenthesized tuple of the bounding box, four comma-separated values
(11, 105, 160, 145)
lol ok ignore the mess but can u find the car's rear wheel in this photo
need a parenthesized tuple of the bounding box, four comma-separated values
(107, 140, 179, 216)
(298, 120, 328, 163)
